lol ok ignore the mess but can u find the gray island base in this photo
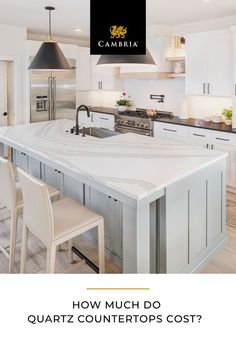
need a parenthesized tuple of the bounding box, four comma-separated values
(0, 120, 228, 273)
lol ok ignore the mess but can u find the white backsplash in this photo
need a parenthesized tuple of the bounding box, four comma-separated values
(76, 79, 232, 119)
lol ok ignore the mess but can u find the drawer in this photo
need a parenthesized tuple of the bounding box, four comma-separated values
(189, 127, 212, 141)
(154, 122, 189, 136)
(211, 131, 236, 146)
(13, 150, 28, 170)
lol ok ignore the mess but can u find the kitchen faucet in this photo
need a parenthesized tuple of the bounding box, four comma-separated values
(75, 105, 90, 135)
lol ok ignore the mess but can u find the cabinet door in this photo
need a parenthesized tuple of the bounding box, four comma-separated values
(28, 157, 41, 179)
(85, 186, 110, 242)
(77, 47, 91, 91)
(185, 33, 207, 96)
(43, 165, 64, 193)
(63, 175, 84, 204)
(231, 28, 236, 129)
(108, 197, 123, 259)
(91, 55, 122, 91)
(13, 150, 27, 170)
(85, 186, 123, 258)
(206, 30, 232, 97)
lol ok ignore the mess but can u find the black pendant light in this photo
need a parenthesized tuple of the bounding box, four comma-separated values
(28, 6, 71, 71)
(96, 48, 156, 67)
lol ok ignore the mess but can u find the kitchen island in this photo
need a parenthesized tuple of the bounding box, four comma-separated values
(0, 119, 228, 274)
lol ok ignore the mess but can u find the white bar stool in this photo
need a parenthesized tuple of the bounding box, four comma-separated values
(0, 157, 60, 273)
(18, 168, 105, 274)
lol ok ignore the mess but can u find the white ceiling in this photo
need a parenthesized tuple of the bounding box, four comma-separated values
(0, 0, 235, 39)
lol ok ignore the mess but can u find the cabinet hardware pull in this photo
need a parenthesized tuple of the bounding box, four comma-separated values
(203, 83, 206, 95)
(216, 137, 230, 142)
(207, 83, 210, 95)
(163, 128, 177, 132)
(211, 144, 214, 150)
(91, 114, 94, 122)
(99, 117, 109, 120)
(101, 81, 103, 90)
(206, 143, 210, 149)
(114, 199, 117, 202)
(21, 152, 26, 156)
(193, 133, 205, 137)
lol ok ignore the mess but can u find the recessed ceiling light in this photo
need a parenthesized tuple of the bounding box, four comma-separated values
(202, 0, 212, 2)
(74, 28, 82, 32)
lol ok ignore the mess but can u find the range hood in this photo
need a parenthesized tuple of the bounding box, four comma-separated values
(118, 37, 172, 79)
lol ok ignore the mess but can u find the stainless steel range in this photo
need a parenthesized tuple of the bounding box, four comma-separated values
(115, 109, 174, 136)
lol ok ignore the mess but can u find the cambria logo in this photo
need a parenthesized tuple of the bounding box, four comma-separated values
(110, 25, 127, 39)
(98, 25, 139, 48)
(90, 0, 146, 55)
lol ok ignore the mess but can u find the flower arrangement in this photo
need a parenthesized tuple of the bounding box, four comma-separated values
(116, 92, 132, 111)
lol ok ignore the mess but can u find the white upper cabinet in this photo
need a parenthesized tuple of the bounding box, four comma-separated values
(231, 27, 236, 129)
(185, 30, 232, 97)
(90, 55, 123, 91)
(76, 47, 91, 91)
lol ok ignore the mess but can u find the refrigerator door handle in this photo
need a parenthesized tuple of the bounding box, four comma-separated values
(52, 77, 56, 120)
(48, 77, 53, 121)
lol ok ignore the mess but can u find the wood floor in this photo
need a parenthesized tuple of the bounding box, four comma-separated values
(0, 193, 235, 274)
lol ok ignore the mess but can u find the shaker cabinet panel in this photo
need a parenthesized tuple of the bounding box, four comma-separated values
(43, 165, 64, 193)
(13, 150, 28, 170)
(185, 33, 206, 96)
(185, 30, 232, 97)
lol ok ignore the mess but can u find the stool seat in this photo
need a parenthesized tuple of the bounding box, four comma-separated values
(52, 197, 102, 240)
(15, 181, 60, 208)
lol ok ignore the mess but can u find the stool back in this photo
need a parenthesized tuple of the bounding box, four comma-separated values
(17, 168, 54, 247)
(0, 157, 16, 211)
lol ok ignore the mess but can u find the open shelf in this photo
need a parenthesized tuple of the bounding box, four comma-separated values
(165, 56, 185, 62)
(167, 73, 185, 78)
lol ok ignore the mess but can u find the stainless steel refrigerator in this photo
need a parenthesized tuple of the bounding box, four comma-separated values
(30, 58, 76, 123)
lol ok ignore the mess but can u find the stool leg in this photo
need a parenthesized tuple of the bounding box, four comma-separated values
(20, 225, 29, 273)
(98, 220, 105, 273)
(9, 209, 18, 273)
(46, 244, 57, 274)
(68, 239, 74, 264)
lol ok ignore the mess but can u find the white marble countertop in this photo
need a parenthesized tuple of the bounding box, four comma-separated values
(0, 119, 228, 201)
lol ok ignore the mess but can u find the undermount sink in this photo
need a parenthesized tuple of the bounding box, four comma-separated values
(66, 127, 120, 139)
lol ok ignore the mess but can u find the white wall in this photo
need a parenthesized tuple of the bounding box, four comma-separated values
(0, 24, 27, 125)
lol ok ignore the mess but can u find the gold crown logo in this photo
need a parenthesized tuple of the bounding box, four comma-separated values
(110, 25, 127, 39)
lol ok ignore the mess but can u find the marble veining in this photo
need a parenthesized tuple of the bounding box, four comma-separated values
(0, 119, 228, 200)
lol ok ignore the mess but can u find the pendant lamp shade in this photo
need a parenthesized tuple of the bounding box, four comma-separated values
(96, 48, 156, 67)
(28, 41, 71, 71)
(28, 6, 71, 71)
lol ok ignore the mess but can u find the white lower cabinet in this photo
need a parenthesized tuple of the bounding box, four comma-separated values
(28, 157, 41, 178)
(154, 122, 236, 191)
(43, 165, 64, 193)
(63, 175, 84, 203)
(12, 150, 28, 170)
(85, 186, 123, 258)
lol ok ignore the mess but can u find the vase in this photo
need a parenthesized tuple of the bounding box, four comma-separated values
(117, 106, 127, 112)
(225, 119, 232, 126)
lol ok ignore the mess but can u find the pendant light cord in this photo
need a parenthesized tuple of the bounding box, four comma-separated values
(49, 9, 52, 41)
(45, 6, 55, 42)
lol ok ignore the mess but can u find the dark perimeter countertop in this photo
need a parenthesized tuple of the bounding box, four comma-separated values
(90, 106, 236, 134)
